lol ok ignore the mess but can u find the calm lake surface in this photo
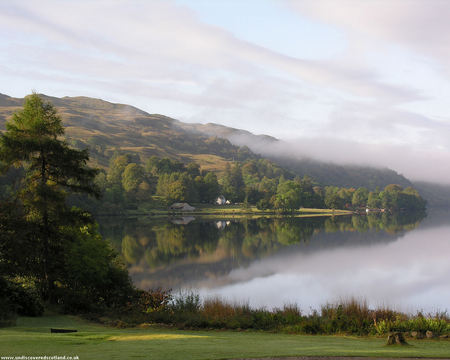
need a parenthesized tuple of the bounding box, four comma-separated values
(98, 211, 450, 313)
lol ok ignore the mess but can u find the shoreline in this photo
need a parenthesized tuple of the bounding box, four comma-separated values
(96, 207, 355, 219)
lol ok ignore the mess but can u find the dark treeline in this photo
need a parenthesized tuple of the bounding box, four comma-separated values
(65, 152, 426, 214)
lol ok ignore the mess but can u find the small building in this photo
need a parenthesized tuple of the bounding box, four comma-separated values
(169, 203, 195, 211)
(216, 195, 226, 205)
(215, 220, 227, 230)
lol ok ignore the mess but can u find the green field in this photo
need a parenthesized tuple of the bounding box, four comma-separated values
(1, 315, 449, 360)
(132, 203, 354, 218)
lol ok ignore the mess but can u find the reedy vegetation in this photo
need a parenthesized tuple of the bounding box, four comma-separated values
(105, 290, 450, 337)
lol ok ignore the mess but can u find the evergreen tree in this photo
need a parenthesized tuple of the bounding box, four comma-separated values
(0, 93, 100, 299)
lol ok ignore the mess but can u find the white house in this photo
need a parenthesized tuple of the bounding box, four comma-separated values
(215, 195, 226, 205)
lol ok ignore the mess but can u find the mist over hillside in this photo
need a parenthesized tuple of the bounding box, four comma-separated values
(179, 121, 413, 189)
(0, 93, 420, 191)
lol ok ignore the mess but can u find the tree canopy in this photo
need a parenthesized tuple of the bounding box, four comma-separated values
(0, 93, 131, 310)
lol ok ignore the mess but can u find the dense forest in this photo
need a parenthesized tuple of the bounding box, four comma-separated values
(64, 152, 426, 214)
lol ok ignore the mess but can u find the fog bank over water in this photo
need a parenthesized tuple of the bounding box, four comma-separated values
(197, 224, 450, 313)
(227, 133, 450, 185)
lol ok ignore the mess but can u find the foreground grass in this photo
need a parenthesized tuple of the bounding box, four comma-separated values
(0, 315, 449, 360)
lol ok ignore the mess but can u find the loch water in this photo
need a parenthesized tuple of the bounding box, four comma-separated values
(98, 210, 450, 313)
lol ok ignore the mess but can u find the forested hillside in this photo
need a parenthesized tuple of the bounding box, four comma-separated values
(413, 181, 450, 208)
(180, 122, 412, 189)
(0, 93, 415, 190)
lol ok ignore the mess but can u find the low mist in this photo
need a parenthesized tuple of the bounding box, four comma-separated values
(227, 133, 450, 185)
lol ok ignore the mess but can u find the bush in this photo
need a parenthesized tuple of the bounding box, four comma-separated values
(320, 299, 372, 334)
(0, 276, 44, 323)
(60, 223, 135, 313)
(171, 291, 200, 314)
(289, 311, 323, 334)
(60, 290, 96, 314)
(0, 277, 17, 327)
(274, 304, 302, 326)
(139, 288, 173, 313)
(10, 279, 44, 317)
(201, 297, 255, 329)
(251, 309, 275, 330)
(406, 314, 449, 335)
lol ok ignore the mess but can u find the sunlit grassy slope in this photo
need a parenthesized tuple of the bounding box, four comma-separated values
(0, 93, 247, 173)
(1, 315, 449, 360)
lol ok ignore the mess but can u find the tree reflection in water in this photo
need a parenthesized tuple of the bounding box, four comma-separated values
(97, 211, 426, 291)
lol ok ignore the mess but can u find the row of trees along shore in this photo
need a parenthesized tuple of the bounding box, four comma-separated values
(78, 151, 426, 213)
(0, 93, 426, 325)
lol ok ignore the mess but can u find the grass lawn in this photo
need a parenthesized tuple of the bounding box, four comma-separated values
(0, 315, 449, 360)
(129, 201, 355, 219)
(167, 205, 353, 218)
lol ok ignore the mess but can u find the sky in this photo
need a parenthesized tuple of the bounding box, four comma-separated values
(1, 0, 450, 183)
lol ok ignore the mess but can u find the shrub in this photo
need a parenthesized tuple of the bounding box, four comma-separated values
(406, 315, 449, 335)
(274, 304, 302, 326)
(0, 277, 17, 327)
(3, 277, 44, 317)
(320, 299, 374, 334)
(251, 309, 275, 330)
(0, 276, 44, 325)
(203, 297, 235, 319)
(374, 311, 450, 336)
(374, 319, 393, 335)
(171, 291, 200, 314)
(296, 311, 323, 334)
(60, 224, 135, 313)
(200, 297, 256, 329)
(139, 288, 173, 313)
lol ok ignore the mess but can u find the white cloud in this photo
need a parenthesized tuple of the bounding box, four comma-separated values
(1, 0, 450, 183)
(286, 0, 450, 75)
(0, 0, 423, 105)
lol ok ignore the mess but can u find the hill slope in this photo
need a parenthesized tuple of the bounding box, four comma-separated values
(0, 93, 411, 189)
(0, 93, 254, 173)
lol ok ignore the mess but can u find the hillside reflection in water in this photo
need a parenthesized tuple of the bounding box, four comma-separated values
(98, 211, 450, 313)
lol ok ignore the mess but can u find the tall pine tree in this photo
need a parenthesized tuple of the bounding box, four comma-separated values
(0, 93, 99, 299)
